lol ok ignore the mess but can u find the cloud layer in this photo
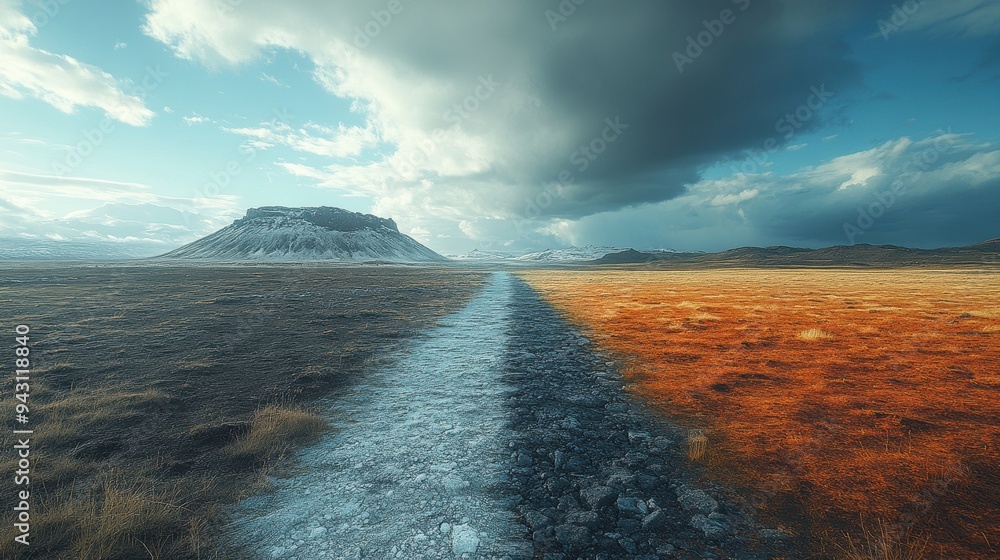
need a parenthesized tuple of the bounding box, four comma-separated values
(556, 132, 1000, 250)
(142, 1, 877, 242)
(125, 0, 1000, 251)
(0, 169, 236, 243)
(0, 0, 154, 125)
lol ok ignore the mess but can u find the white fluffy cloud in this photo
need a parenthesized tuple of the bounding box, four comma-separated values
(0, 0, 154, 125)
(142, 0, 873, 249)
(182, 112, 211, 125)
(224, 120, 379, 159)
(140, 1, 999, 253)
(711, 189, 759, 206)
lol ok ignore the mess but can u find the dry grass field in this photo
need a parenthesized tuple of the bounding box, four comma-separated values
(521, 268, 999, 559)
(0, 265, 485, 559)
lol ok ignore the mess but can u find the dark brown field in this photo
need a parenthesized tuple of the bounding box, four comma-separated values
(0, 265, 485, 559)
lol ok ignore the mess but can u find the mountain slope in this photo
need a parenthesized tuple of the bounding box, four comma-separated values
(158, 207, 447, 262)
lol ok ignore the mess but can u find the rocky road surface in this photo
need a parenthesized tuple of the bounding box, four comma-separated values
(233, 272, 803, 559)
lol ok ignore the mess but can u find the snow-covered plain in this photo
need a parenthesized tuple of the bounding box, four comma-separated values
(232, 272, 521, 559)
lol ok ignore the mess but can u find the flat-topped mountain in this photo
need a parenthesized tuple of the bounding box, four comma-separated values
(159, 206, 447, 262)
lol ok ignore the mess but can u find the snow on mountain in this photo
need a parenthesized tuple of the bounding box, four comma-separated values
(452, 249, 521, 261)
(158, 207, 447, 262)
(513, 245, 631, 262)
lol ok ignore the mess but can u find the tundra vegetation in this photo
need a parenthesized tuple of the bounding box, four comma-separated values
(521, 268, 999, 559)
(0, 265, 485, 559)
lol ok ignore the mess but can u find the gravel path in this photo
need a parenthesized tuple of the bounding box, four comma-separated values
(232, 272, 803, 559)
(499, 275, 802, 559)
(233, 272, 522, 559)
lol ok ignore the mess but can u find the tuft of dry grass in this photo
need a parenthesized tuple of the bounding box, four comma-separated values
(0, 396, 328, 559)
(837, 519, 929, 560)
(690, 312, 722, 321)
(687, 430, 709, 461)
(34, 388, 171, 447)
(5, 472, 206, 560)
(0, 386, 211, 560)
(797, 328, 834, 341)
(223, 405, 328, 463)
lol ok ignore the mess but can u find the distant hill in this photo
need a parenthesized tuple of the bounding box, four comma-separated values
(158, 207, 447, 263)
(588, 239, 1000, 268)
(590, 248, 668, 264)
(0, 238, 166, 260)
(453, 249, 521, 261)
(485, 245, 684, 263)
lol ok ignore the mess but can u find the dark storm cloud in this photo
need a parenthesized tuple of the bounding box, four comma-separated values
(145, 0, 874, 218)
(146, 0, 998, 251)
(364, 0, 872, 217)
(710, 134, 1000, 248)
(555, 131, 1000, 251)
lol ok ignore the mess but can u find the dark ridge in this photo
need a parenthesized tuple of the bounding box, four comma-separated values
(587, 238, 1000, 268)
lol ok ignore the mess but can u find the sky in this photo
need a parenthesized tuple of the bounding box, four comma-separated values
(0, 0, 998, 255)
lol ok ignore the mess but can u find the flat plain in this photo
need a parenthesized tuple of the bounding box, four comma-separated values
(520, 268, 999, 559)
(4, 264, 997, 559)
(0, 265, 486, 559)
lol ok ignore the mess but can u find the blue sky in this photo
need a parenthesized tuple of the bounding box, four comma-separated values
(1, 0, 998, 254)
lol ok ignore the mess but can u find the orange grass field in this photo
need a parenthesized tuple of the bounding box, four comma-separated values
(520, 269, 999, 559)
